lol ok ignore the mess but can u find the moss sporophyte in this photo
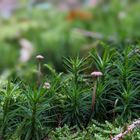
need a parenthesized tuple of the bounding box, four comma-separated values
(86, 71, 103, 127)
(36, 55, 44, 85)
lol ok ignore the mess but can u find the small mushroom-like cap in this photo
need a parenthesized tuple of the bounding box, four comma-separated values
(36, 55, 44, 60)
(91, 71, 103, 77)
(43, 82, 51, 89)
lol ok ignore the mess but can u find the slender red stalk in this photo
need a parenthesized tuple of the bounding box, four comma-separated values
(91, 79, 97, 113)
(85, 71, 102, 128)
(85, 78, 97, 127)
(36, 55, 44, 85)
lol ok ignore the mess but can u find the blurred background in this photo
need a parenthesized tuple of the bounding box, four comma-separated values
(0, 0, 140, 81)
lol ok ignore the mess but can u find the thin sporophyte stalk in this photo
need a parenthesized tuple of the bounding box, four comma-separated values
(36, 55, 44, 85)
(85, 71, 102, 127)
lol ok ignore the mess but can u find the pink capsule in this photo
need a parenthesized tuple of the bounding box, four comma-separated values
(91, 71, 103, 77)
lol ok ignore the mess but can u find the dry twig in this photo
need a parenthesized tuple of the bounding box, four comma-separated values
(112, 118, 140, 140)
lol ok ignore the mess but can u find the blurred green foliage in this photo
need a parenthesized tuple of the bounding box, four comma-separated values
(0, 0, 140, 74)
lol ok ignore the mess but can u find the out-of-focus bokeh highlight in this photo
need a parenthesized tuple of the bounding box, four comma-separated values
(0, 0, 140, 81)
